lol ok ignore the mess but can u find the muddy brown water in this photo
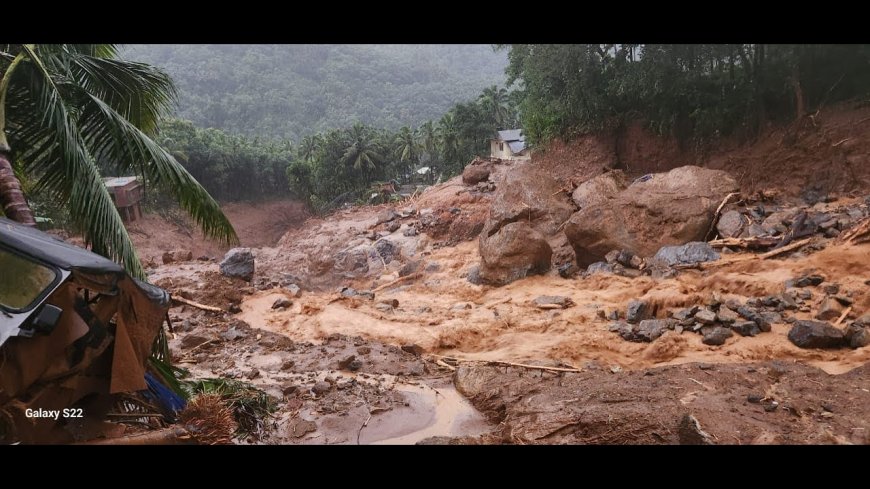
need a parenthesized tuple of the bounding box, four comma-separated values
(282, 371, 490, 445)
(365, 382, 489, 444)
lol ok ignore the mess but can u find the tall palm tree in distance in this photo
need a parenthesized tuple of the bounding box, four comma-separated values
(342, 122, 383, 172)
(478, 85, 510, 129)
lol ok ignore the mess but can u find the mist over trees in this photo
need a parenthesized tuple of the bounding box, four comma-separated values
(156, 83, 519, 208)
(121, 45, 508, 140)
(123, 44, 870, 214)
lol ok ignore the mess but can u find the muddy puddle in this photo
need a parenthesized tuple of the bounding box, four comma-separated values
(282, 371, 491, 445)
(366, 382, 489, 444)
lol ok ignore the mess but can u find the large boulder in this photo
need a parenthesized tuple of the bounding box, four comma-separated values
(564, 166, 739, 266)
(844, 323, 870, 349)
(488, 162, 576, 238)
(462, 160, 492, 185)
(787, 320, 845, 349)
(220, 248, 255, 282)
(478, 221, 552, 286)
(374, 239, 396, 264)
(333, 245, 371, 276)
(481, 161, 577, 269)
(571, 170, 627, 209)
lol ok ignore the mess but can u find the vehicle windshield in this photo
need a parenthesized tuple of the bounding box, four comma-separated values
(0, 247, 58, 311)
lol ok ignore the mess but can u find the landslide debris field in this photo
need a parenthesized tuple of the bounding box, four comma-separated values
(141, 107, 870, 444)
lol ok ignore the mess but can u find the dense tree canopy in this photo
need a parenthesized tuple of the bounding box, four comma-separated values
(121, 45, 508, 140)
(283, 87, 518, 211)
(153, 81, 519, 212)
(156, 119, 294, 202)
(499, 44, 870, 145)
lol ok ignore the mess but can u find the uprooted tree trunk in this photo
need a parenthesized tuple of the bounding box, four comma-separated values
(0, 149, 36, 225)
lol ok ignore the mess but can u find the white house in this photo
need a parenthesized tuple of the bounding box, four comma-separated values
(490, 129, 530, 160)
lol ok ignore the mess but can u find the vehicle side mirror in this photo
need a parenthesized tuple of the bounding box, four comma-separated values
(21, 305, 63, 336)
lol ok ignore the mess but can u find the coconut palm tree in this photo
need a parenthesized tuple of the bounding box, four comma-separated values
(297, 134, 322, 163)
(417, 120, 437, 158)
(478, 85, 510, 128)
(393, 126, 418, 176)
(436, 112, 460, 169)
(341, 123, 383, 172)
(0, 44, 236, 279)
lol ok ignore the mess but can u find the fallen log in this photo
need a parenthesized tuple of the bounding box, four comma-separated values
(171, 295, 224, 313)
(683, 238, 816, 270)
(709, 236, 780, 249)
(433, 354, 583, 374)
(372, 272, 422, 293)
(759, 237, 814, 259)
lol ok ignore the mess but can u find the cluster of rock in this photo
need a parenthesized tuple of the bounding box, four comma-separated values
(715, 197, 869, 241)
(608, 272, 868, 350)
(609, 296, 773, 346)
(460, 152, 870, 288)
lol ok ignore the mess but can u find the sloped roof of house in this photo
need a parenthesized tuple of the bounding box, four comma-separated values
(496, 129, 526, 154)
(103, 176, 139, 188)
(497, 129, 523, 142)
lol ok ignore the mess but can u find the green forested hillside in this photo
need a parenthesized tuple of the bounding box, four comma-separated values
(500, 44, 870, 144)
(121, 44, 507, 139)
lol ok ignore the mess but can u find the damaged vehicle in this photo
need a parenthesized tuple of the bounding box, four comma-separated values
(0, 217, 171, 443)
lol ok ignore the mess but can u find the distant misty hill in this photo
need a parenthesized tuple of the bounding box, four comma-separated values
(122, 44, 508, 140)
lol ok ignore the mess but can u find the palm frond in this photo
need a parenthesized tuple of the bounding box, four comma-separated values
(66, 53, 177, 135)
(6, 45, 236, 277)
(148, 355, 191, 401)
(7, 47, 148, 278)
(75, 94, 237, 246)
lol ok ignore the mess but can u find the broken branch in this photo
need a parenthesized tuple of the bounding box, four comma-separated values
(433, 354, 582, 373)
(372, 272, 422, 293)
(704, 192, 740, 241)
(840, 217, 870, 244)
(484, 297, 512, 309)
(435, 359, 456, 371)
(759, 237, 813, 259)
(171, 295, 224, 313)
(834, 306, 853, 327)
(77, 427, 195, 445)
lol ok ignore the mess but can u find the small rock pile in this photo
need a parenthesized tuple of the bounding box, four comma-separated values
(585, 249, 646, 277)
(609, 296, 772, 346)
(586, 242, 720, 278)
(716, 197, 869, 241)
(608, 272, 868, 350)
